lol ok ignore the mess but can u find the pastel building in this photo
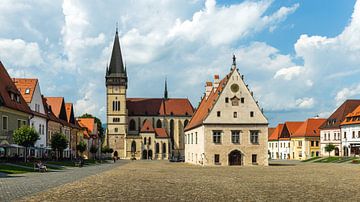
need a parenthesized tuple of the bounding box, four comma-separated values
(340, 105, 360, 156)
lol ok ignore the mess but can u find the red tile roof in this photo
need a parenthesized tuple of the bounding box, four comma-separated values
(292, 118, 326, 138)
(127, 98, 194, 117)
(140, 119, 155, 133)
(268, 127, 276, 138)
(320, 100, 360, 130)
(154, 128, 168, 138)
(268, 124, 284, 141)
(341, 105, 360, 126)
(77, 118, 96, 135)
(185, 71, 232, 131)
(279, 122, 304, 140)
(65, 103, 76, 125)
(0, 62, 32, 114)
(45, 97, 64, 118)
(12, 78, 38, 103)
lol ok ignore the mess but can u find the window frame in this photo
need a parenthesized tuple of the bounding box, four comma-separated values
(250, 130, 259, 144)
(212, 131, 222, 144)
(231, 130, 240, 144)
(2, 116, 8, 130)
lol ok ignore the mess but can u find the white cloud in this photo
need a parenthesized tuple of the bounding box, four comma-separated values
(0, 38, 43, 67)
(335, 84, 360, 105)
(296, 97, 315, 109)
(274, 66, 303, 80)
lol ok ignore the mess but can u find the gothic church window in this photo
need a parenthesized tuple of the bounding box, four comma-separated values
(156, 119, 162, 128)
(156, 143, 160, 153)
(129, 119, 136, 131)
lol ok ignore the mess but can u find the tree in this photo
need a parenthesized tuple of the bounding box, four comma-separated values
(13, 126, 39, 162)
(51, 133, 68, 160)
(76, 141, 87, 158)
(90, 145, 98, 159)
(79, 113, 104, 141)
(325, 144, 336, 157)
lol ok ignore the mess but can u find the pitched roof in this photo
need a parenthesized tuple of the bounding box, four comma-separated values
(154, 128, 168, 138)
(0, 62, 32, 114)
(45, 97, 68, 121)
(268, 127, 276, 138)
(279, 121, 303, 140)
(12, 78, 38, 103)
(108, 30, 125, 75)
(185, 71, 232, 131)
(77, 118, 96, 134)
(127, 98, 194, 117)
(292, 118, 326, 138)
(268, 124, 284, 141)
(340, 105, 360, 126)
(320, 99, 360, 130)
(65, 103, 75, 124)
(140, 119, 155, 133)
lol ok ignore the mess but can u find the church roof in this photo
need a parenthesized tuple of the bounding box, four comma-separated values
(320, 99, 360, 130)
(12, 78, 38, 104)
(140, 119, 155, 132)
(184, 70, 232, 131)
(0, 62, 32, 114)
(108, 30, 125, 76)
(127, 98, 194, 117)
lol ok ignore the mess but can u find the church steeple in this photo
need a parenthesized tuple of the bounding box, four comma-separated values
(106, 27, 127, 88)
(164, 78, 168, 100)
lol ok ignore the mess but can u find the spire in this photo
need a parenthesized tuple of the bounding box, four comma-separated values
(108, 26, 125, 75)
(232, 54, 236, 66)
(164, 77, 168, 100)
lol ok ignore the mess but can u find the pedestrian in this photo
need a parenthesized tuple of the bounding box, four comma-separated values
(113, 156, 116, 163)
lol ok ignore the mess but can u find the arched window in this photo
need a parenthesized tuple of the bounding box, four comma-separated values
(156, 143, 160, 153)
(162, 143, 166, 154)
(131, 141, 136, 153)
(184, 119, 189, 128)
(144, 137, 147, 145)
(129, 119, 136, 131)
(156, 119, 162, 128)
(170, 119, 174, 149)
(148, 137, 151, 145)
(112, 101, 121, 111)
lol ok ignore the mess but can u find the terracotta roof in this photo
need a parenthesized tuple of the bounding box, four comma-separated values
(320, 100, 360, 130)
(268, 124, 284, 141)
(0, 62, 32, 114)
(65, 103, 75, 124)
(140, 120, 155, 133)
(12, 78, 38, 103)
(292, 118, 326, 138)
(127, 98, 194, 116)
(341, 105, 360, 126)
(279, 121, 303, 140)
(268, 127, 276, 138)
(154, 128, 168, 138)
(77, 118, 96, 134)
(42, 96, 60, 123)
(185, 71, 232, 131)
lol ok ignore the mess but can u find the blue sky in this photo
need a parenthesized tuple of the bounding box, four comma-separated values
(0, 0, 359, 126)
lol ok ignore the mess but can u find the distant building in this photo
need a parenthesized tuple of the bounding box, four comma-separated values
(291, 118, 326, 160)
(12, 78, 47, 158)
(268, 124, 283, 159)
(184, 55, 268, 166)
(104, 29, 194, 159)
(77, 117, 99, 159)
(0, 62, 32, 157)
(319, 100, 360, 157)
(340, 104, 360, 156)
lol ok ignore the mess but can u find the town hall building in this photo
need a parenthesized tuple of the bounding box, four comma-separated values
(105, 29, 194, 160)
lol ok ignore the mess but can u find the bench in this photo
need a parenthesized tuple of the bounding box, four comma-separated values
(34, 163, 47, 172)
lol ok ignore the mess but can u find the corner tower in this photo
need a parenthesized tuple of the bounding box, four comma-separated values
(106, 28, 128, 158)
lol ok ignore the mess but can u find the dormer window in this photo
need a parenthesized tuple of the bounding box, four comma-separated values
(25, 88, 30, 94)
(10, 93, 14, 101)
(16, 95, 20, 103)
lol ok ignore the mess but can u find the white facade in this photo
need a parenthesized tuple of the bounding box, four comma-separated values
(320, 129, 341, 156)
(279, 140, 291, 159)
(28, 81, 47, 157)
(268, 141, 278, 159)
(185, 126, 205, 165)
(340, 125, 360, 156)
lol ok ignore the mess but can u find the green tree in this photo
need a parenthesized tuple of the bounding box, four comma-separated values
(325, 144, 336, 157)
(13, 126, 39, 162)
(90, 145, 98, 159)
(101, 145, 110, 154)
(76, 141, 87, 157)
(51, 133, 68, 160)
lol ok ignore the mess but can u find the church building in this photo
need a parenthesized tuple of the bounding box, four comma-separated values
(105, 29, 194, 160)
(184, 56, 268, 166)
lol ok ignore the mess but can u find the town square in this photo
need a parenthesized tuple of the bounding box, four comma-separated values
(1, 0, 360, 201)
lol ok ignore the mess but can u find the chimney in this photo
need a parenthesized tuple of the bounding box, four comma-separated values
(205, 81, 213, 99)
(213, 75, 219, 92)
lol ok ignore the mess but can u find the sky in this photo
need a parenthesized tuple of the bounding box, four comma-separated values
(0, 0, 359, 127)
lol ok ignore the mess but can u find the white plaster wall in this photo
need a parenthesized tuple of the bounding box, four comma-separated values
(185, 126, 205, 165)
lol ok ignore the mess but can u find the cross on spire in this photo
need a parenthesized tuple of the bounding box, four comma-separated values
(232, 54, 236, 66)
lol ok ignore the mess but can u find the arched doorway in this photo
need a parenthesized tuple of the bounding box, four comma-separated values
(228, 150, 242, 166)
(131, 141, 136, 153)
(142, 150, 148, 159)
(148, 150, 153, 160)
(335, 147, 339, 156)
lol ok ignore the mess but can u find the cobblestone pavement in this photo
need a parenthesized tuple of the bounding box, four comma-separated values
(15, 161, 360, 202)
(0, 161, 126, 202)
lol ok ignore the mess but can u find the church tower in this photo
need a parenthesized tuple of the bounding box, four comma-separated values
(105, 28, 128, 158)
